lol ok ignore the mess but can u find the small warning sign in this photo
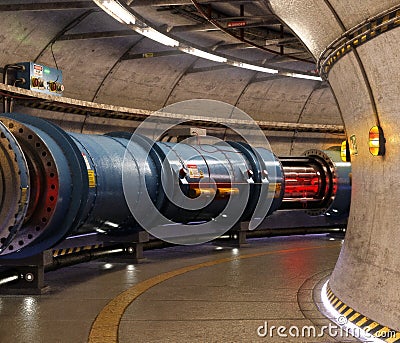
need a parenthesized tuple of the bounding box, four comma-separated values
(88, 170, 96, 188)
(269, 183, 282, 198)
(274, 183, 282, 198)
(33, 64, 43, 77)
(349, 134, 358, 155)
(187, 164, 202, 179)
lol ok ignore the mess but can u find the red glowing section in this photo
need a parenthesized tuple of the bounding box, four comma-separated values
(283, 166, 321, 199)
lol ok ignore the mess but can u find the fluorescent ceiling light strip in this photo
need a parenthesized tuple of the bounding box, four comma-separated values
(233, 61, 278, 74)
(181, 47, 227, 63)
(137, 27, 179, 47)
(94, 0, 135, 25)
(93, 0, 322, 81)
(284, 72, 322, 81)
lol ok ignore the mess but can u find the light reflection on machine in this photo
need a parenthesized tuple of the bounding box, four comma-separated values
(283, 166, 322, 199)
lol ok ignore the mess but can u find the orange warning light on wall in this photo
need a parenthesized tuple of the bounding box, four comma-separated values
(369, 126, 385, 156)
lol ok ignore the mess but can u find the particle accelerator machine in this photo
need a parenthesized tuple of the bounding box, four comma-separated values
(0, 110, 350, 255)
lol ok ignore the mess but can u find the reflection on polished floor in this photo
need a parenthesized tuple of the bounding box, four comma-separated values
(0, 235, 349, 343)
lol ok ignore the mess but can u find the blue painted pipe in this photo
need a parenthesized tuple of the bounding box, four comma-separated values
(0, 113, 349, 258)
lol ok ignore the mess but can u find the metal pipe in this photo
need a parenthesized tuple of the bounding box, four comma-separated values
(45, 245, 126, 272)
(0, 113, 284, 258)
(0, 113, 350, 259)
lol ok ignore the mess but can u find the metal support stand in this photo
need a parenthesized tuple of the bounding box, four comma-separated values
(0, 250, 53, 295)
(0, 230, 150, 294)
(214, 221, 250, 248)
(120, 231, 149, 263)
(236, 221, 250, 247)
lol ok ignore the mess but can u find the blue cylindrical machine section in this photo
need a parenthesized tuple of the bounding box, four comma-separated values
(0, 113, 351, 258)
(254, 147, 285, 215)
(0, 114, 287, 257)
(155, 141, 252, 223)
(69, 133, 137, 232)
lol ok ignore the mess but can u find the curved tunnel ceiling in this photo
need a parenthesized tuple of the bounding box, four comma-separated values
(0, 0, 344, 155)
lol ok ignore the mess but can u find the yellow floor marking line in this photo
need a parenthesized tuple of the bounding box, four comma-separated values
(88, 243, 340, 343)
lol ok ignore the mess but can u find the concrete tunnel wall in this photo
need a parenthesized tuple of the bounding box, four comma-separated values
(0, 7, 343, 156)
(269, 0, 400, 330)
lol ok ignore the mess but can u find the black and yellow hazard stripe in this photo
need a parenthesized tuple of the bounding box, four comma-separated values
(320, 5, 400, 77)
(52, 244, 103, 257)
(326, 284, 400, 342)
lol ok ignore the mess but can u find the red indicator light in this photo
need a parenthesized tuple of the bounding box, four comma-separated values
(227, 21, 246, 28)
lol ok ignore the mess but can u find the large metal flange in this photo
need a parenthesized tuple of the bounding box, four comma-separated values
(302, 148, 344, 216)
(1, 113, 87, 259)
(301, 149, 335, 216)
(306, 148, 351, 218)
(0, 117, 59, 255)
(0, 119, 30, 253)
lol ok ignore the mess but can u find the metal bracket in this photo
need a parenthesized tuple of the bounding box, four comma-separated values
(214, 221, 250, 248)
(0, 250, 53, 295)
(121, 231, 149, 262)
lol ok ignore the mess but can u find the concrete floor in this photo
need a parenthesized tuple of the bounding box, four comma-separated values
(0, 235, 350, 343)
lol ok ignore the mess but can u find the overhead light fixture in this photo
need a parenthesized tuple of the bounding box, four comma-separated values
(93, 0, 323, 81)
(137, 27, 179, 47)
(93, 0, 136, 25)
(94, 0, 178, 46)
(232, 61, 278, 74)
(292, 73, 322, 81)
(180, 47, 227, 63)
(282, 72, 323, 81)
(369, 125, 386, 156)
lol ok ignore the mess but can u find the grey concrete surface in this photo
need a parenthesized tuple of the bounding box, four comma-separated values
(0, 235, 342, 342)
(329, 29, 400, 332)
(0, 3, 344, 155)
(268, 1, 342, 58)
(120, 235, 342, 342)
(269, 0, 400, 332)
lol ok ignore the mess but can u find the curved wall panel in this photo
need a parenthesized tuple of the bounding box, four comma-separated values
(269, 0, 400, 330)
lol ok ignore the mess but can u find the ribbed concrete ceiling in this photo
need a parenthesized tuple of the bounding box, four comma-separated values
(0, 0, 344, 155)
